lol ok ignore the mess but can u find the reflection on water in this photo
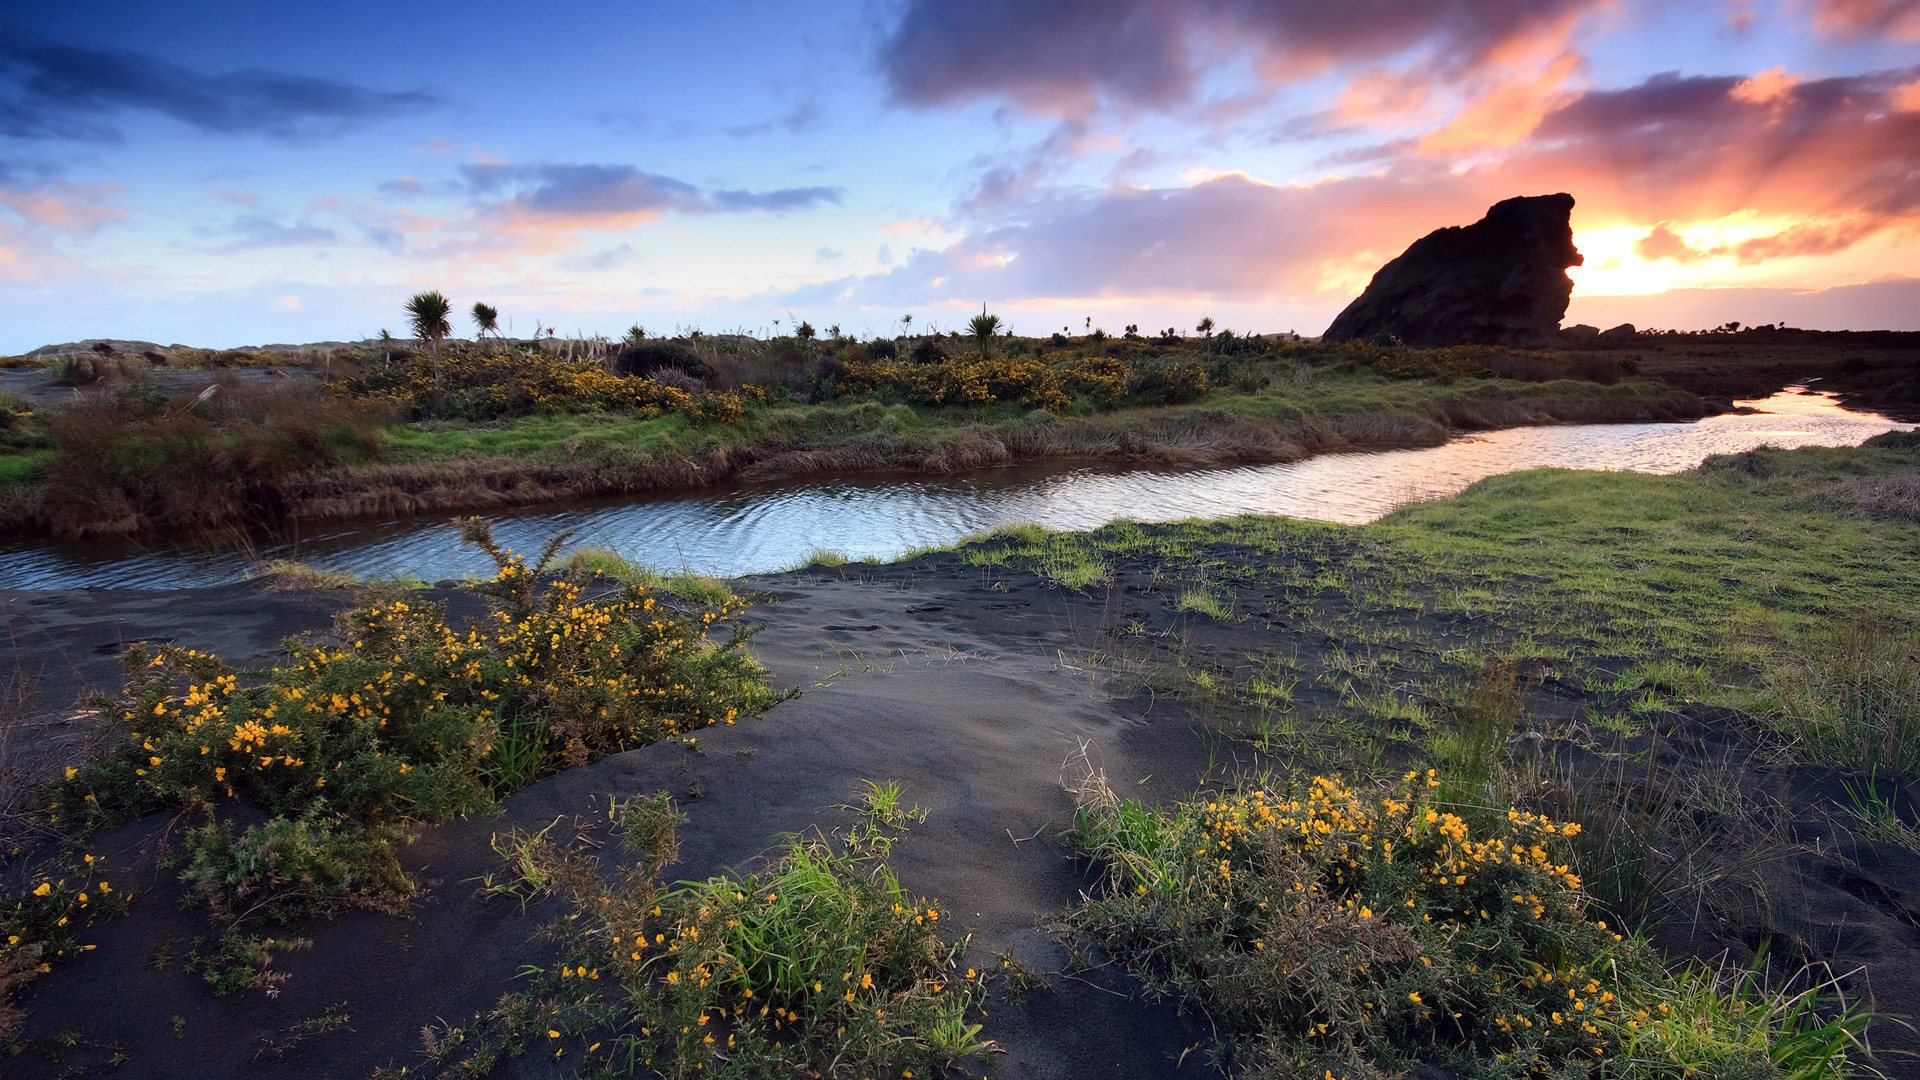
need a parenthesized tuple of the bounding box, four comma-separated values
(1, 388, 1908, 590)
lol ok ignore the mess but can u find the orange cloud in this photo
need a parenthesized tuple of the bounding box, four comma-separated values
(1808, 0, 1920, 39)
(0, 182, 126, 234)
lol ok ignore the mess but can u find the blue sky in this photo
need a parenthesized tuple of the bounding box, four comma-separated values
(3, 0, 1919, 351)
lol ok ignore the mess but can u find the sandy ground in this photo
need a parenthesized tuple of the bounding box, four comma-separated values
(7, 538, 1920, 1077)
(4, 570, 1244, 1078)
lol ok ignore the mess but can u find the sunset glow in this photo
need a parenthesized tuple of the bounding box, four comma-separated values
(2, 1, 1918, 348)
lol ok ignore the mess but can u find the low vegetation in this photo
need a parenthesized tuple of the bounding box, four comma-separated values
(405, 784, 991, 1080)
(26, 520, 778, 999)
(0, 323, 1708, 538)
(1065, 765, 1869, 1079)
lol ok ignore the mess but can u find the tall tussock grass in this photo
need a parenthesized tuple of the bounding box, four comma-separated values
(1761, 613, 1920, 778)
(40, 377, 392, 537)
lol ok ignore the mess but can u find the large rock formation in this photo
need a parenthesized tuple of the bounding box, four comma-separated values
(1323, 194, 1584, 348)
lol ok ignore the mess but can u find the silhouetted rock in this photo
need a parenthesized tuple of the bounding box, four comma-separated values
(1563, 324, 1601, 342)
(1323, 194, 1584, 348)
(1599, 322, 1638, 344)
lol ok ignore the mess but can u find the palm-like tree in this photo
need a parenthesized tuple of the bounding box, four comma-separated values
(968, 304, 1001, 361)
(900, 313, 913, 340)
(407, 291, 453, 353)
(471, 302, 499, 339)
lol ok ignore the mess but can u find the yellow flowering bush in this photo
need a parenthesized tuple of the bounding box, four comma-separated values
(59, 525, 773, 836)
(550, 838, 989, 1079)
(338, 350, 751, 423)
(438, 789, 992, 1079)
(1, 863, 125, 1031)
(47, 521, 778, 991)
(1067, 770, 1644, 1079)
(840, 356, 1072, 412)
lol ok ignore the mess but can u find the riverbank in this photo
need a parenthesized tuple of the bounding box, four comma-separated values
(0, 336, 1711, 540)
(4, 432, 1916, 1077)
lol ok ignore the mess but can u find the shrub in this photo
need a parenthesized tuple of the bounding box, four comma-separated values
(339, 349, 690, 422)
(49, 522, 778, 971)
(40, 378, 392, 537)
(180, 815, 416, 924)
(1064, 355, 1131, 408)
(480, 784, 993, 1080)
(1065, 767, 1869, 1079)
(1069, 769, 1642, 1078)
(1128, 359, 1209, 404)
(839, 356, 1070, 412)
(613, 341, 714, 382)
(864, 336, 899, 360)
(60, 524, 775, 837)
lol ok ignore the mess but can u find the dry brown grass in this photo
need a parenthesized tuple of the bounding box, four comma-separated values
(37, 377, 392, 537)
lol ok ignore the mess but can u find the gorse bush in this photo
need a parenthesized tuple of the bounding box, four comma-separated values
(58, 522, 775, 835)
(441, 785, 991, 1080)
(48, 522, 779, 989)
(1065, 769, 1869, 1080)
(1068, 769, 1634, 1078)
(840, 355, 1071, 412)
(1, 861, 127, 1032)
(558, 838, 989, 1078)
(338, 349, 744, 424)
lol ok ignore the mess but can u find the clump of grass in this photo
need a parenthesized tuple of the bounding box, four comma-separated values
(38, 377, 393, 538)
(255, 559, 366, 590)
(1175, 586, 1232, 620)
(1760, 613, 1920, 777)
(1063, 764, 1868, 1079)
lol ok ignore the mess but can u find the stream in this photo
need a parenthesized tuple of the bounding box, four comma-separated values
(0, 387, 1908, 590)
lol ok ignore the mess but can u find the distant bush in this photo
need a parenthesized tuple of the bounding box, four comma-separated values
(1128, 359, 1209, 404)
(840, 356, 1069, 412)
(338, 350, 694, 422)
(40, 378, 391, 537)
(909, 339, 947, 365)
(865, 337, 899, 360)
(613, 341, 713, 382)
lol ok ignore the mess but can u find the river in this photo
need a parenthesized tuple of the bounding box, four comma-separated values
(0, 387, 1907, 590)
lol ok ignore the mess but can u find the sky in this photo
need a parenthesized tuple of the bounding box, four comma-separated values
(2, 0, 1918, 351)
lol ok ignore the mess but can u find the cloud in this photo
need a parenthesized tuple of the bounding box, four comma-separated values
(1806, 0, 1920, 39)
(0, 179, 125, 234)
(202, 213, 338, 250)
(0, 31, 441, 142)
(879, 0, 1603, 117)
(379, 176, 426, 196)
(725, 96, 825, 137)
(460, 162, 842, 234)
(564, 243, 644, 272)
(814, 246, 844, 263)
(782, 172, 1472, 312)
(775, 61, 1920, 319)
